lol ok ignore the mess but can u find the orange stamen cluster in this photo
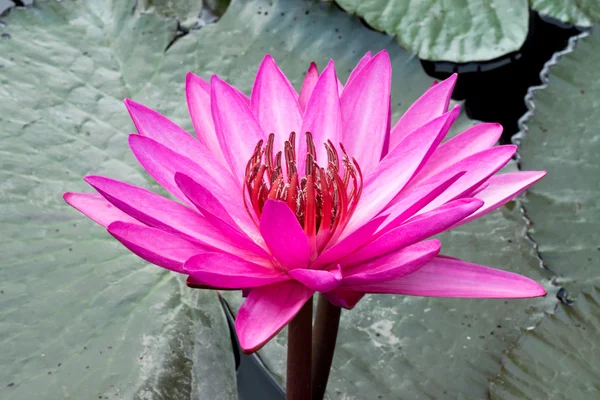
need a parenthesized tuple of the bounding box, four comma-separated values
(244, 132, 362, 253)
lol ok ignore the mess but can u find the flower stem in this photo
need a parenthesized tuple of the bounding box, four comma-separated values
(287, 296, 313, 400)
(311, 295, 342, 400)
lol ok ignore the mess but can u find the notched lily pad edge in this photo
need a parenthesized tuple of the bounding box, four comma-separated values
(512, 28, 591, 306)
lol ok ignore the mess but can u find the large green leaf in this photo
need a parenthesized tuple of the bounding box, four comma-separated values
(516, 28, 600, 296)
(0, 1, 236, 399)
(490, 288, 600, 399)
(209, 1, 555, 398)
(334, 0, 529, 62)
(531, 0, 600, 27)
(489, 26, 600, 400)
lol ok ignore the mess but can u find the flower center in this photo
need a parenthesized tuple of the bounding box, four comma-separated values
(244, 132, 362, 252)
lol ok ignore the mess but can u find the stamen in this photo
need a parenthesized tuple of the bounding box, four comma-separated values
(244, 132, 362, 253)
(305, 132, 317, 161)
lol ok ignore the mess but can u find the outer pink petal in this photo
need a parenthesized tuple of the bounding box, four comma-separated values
(211, 75, 265, 180)
(128, 135, 253, 230)
(251, 55, 302, 152)
(341, 50, 392, 174)
(63, 192, 141, 227)
(289, 265, 342, 292)
(414, 122, 503, 182)
(260, 200, 310, 270)
(381, 171, 466, 233)
(84, 175, 239, 254)
(128, 134, 235, 206)
(341, 240, 440, 286)
(346, 106, 460, 233)
(345, 51, 372, 86)
(389, 74, 457, 150)
(236, 281, 314, 353)
(341, 198, 483, 267)
(185, 73, 223, 160)
(174, 173, 266, 256)
(345, 256, 547, 298)
(124, 99, 217, 168)
(414, 145, 517, 214)
(184, 253, 288, 289)
(456, 171, 546, 226)
(297, 60, 342, 174)
(299, 62, 319, 112)
(174, 172, 238, 229)
(108, 221, 204, 273)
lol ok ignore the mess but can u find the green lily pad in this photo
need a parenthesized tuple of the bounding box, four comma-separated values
(490, 288, 600, 399)
(531, 0, 600, 27)
(334, 0, 529, 62)
(489, 26, 600, 400)
(0, 1, 235, 399)
(516, 28, 600, 296)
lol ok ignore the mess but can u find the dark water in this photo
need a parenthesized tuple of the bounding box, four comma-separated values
(421, 11, 582, 144)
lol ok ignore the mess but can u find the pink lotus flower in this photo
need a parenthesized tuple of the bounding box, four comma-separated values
(64, 51, 546, 353)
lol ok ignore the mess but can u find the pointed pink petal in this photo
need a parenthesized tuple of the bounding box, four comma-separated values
(380, 171, 465, 234)
(341, 50, 392, 174)
(468, 181, 490, 197)
(456, 171, 546, 226)
(124, 99, 216, 167)
(414, 123, 503, 182)
(211, 75, 265, 180)
(175, 173, 268, 257)
(185, 73, 223, 160)
(289, 265, 342, 292)
(236, 281, 314, 353)
(390, 74, 457, 150)
(84, 175, 241, 255)
(260, 200, 310, 270)
(174, 172, 238, 228)
(184, 252, 287, 289)
(128, 134, 236, 205)
(324, 290, 365, 309)
(313, 215, 387, 269)
(251, 55, 302, 152)
(297, 60, 342, 174)
(108, 221, 204, 273)
(299, 62, 319, 112)
(345, 51, 372, 86)
(341, 198, 483, 267)
(347, 106, 460, 233)
(341, 240, 440, 286)
(128, 135, 253, 230)
(63, 192, 141, 227)
(346, 256, 547, 298)
(414, 145, 517, 214)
